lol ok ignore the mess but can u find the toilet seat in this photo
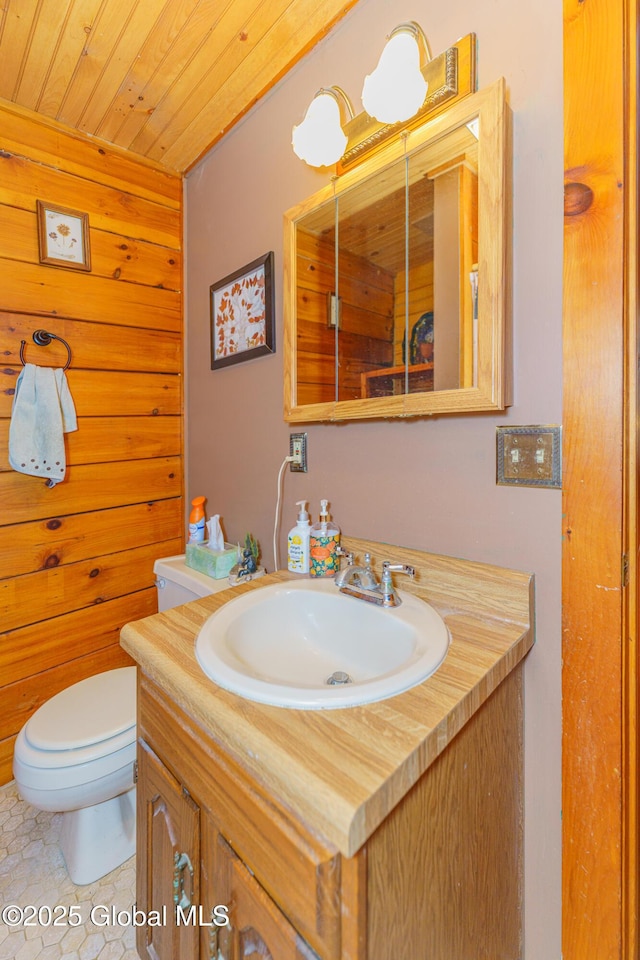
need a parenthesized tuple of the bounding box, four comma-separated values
(15, 667, 137, 786)
(25, 666, 136, 752)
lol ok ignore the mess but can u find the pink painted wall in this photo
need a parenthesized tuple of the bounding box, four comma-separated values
(185, 0, 562, 956)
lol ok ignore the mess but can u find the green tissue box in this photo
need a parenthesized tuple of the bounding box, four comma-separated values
(185, 542, 239, 580)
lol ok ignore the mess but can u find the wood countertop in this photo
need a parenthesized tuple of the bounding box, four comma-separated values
(120, 537, 534, 857)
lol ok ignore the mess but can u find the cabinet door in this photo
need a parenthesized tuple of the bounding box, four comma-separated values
(137, 739, 200, 960)
(211, 834, 320, 960)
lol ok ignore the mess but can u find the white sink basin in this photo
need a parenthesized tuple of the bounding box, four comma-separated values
(195, 578, 450, 709)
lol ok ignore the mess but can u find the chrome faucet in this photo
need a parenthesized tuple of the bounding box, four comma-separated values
(336, 555, 415, 607)
(335, 551, 377, 589)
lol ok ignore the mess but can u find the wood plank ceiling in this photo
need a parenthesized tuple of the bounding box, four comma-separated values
(0, 0, 359, 175)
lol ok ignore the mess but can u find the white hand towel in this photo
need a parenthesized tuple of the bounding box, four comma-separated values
(9, 363, 78, 486)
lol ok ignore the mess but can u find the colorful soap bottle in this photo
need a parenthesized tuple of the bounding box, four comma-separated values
(287, 500, 311, 574)
(309, 500, 340, 577)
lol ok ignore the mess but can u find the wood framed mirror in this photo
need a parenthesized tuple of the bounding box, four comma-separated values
(283, 78, 512, 422)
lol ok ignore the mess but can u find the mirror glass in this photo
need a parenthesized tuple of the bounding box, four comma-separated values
(284, 80, 510, 422)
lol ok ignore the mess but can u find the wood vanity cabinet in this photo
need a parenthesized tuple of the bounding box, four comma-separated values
(137, 739, 200, 960)
(135, 663, 523, 960)
(136, 737, 317, 960)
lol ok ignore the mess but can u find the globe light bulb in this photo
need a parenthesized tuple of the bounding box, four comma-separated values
(362, 29, 428, 125)
(292, 90, 348, 167)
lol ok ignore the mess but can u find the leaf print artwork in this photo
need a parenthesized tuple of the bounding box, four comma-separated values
(210, 252, 275, 369)
(215, 271, 266, 358)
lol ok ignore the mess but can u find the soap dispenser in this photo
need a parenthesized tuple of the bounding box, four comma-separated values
(287, 500, 311, 574)
(309, 499, 341, 577)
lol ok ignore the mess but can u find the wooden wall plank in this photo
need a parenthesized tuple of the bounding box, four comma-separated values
(562, 0, 626, 954)
(0, 99, 182, 203)
(297, 288, 393, 344)
(1, 539, 181, 633)
(622, 0, 639, 949)
(0, 369, 181, 418)
(0, 261, 181, 330)
(0, 738, 15, 789)
(295, 228, 395, 402)
(0, 457, 182, 524)
(393, 263, 433, 365)
(0, 205, 182, 289)
(0, 415, 181, 469)
(0, 644, 134, 743)
(0, 316, 181, 374)
(296, 322, 392, 367)
(0, 500, 183, 579)
(0, 147, 181, 246)
(2, 589, 158, 687)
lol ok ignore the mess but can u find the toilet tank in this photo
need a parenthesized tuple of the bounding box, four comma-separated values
(154, 554, 233, 611)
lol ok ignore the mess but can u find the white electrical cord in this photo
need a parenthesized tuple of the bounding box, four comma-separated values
(273, 455, 295, 572)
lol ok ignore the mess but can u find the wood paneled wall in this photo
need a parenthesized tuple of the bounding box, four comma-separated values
(296, 229, 394, 403)
(562, 0, 640, 952)
(392, 263, 434, 365)
(0, 102, 184, 784)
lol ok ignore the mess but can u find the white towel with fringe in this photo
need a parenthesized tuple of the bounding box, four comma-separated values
(9, 363, 77, 486)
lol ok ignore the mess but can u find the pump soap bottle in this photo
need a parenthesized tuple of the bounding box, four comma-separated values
(287, 500, 311, 574)
(310, 500, 340, 577)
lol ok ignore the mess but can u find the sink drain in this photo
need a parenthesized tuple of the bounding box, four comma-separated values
(326, 670, 352, 685)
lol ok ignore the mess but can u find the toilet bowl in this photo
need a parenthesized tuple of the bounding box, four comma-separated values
(12, 554, 235, 885)
(13, 667, 137, 885)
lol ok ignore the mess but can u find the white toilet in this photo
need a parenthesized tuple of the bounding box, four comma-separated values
(12, 554, 232, 885)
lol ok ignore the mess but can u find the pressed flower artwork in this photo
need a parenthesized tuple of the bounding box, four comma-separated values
(36, 201, 91, 271)
(210, 252, 275, 369)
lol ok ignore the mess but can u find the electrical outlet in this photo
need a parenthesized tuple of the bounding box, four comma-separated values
(289, 433, 308, 472)
(496, 426, 562, 488)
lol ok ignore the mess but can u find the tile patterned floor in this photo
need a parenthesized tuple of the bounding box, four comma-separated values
(0, 780, 139, 959)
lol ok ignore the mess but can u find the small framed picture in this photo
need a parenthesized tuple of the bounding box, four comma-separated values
(36, 201, 91, 271)
(210, 251, 275, 369)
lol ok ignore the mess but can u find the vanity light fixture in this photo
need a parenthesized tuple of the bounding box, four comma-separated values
(291, 86, 355, 167)
(361, 22, 431, 124)
(291, 32, 476, 173)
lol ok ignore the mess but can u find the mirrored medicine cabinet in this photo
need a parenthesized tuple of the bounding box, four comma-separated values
(283, 77, 512, 423)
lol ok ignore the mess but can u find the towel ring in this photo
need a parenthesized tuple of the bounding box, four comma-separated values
(20, 330, 72, 370)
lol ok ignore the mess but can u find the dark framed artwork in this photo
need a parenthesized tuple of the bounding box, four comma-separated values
(36, 200, 91, 271)
(210, 251, 275, 369)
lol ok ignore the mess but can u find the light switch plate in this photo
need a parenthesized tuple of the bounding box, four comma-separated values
(496, 425, 562, 488)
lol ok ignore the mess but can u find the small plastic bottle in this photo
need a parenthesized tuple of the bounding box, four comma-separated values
(188, 496, 206, 543)
(309, 500, 340, 577)
(287, 500, 311, 574)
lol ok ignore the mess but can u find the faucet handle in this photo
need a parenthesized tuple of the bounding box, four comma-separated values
(335, 546, 355, 566)
(380, 561, 415, 606)
(382, 561, 415, 580)
(358, 553, 378, 590)
(334, 546, 355, 588)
